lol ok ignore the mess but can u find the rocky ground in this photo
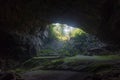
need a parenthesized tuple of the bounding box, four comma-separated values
(20, 55, 120, 80)
(23, 70, 91, 80)
(1, 55, 120, 80)
(22, 68, 120, 80)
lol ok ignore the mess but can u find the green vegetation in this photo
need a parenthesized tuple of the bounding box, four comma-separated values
(40, 55, 120, 72)
(49, 23, 86, 41)
(44, 23, 103, 57)
(16, 55, 120, 72)
(38, 49, 54, 56)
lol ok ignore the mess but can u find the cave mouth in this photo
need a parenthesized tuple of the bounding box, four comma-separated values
(49, 23, 86, 41)
(38, 23, 105, 57)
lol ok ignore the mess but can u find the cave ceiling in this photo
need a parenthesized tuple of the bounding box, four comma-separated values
(0, 0, 120, 45)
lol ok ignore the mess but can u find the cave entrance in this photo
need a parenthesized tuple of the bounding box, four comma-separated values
(49, 23, 86, 41)
(38, 23, 104, 57)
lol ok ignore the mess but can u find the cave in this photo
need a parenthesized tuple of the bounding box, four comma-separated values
(0, 0, 120, 80)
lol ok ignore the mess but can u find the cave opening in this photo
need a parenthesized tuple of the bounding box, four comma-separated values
(37, 23, 105, 57)
(50, 23, 86, 41)
(1, 0, 120, 79)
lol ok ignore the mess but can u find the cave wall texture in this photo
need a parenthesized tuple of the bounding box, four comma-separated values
(0, 0, 120, 60)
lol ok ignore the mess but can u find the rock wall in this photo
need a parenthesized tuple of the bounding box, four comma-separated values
(1, 0, 120, 45)
(0, 0, 120, 60)
(0, 24, 49, 61)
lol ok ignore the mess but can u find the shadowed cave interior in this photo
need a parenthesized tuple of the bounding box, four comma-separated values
(0, 0, 120, 80)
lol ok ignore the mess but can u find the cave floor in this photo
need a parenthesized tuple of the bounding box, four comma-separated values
(23, 70, 91, 80)
(21, 55, 120, 80)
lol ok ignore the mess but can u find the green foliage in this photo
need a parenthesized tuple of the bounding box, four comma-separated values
(49, 24, 57, 40)
(12, 55, 120, 73)
(39, 55, 120, 71)
(40, 23, 104, 57)
(57, 48, 70, 56)
(38, 49, 54, 56)
(49, 23, 86, 41)
(47, 59, 64, 67)
(70, 28, 86, 37)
